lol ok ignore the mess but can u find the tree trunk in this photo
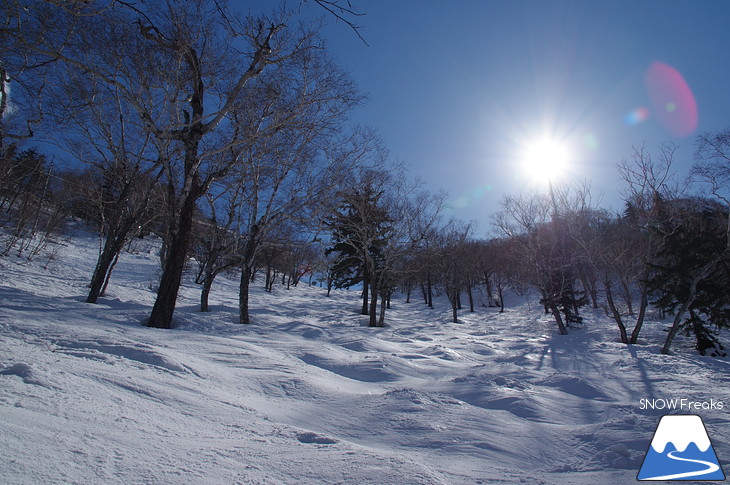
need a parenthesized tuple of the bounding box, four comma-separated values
(583, 275, 598, 309)
(497, 284, 505, 313)
(378, 291, 386, 326)
(484, 271, 494, 306)
(238, 224, 262, 324)
(100, 251, 120, 297)
(426, 274, 433, 308)
(661, 300, 691, 354)
(239, 263, 253, 324)
(660, 255, 723, 354)
(629, 287, 648, 344)
(450, 293, 458, 323)
(361, 279, 369, 315)
(87, 235, 125, 303)
(148, 189, 198, 328)
(621, 279, 635, 315)
(466, 284, 474, 312)
(87, 253, 114, 303)
(605, 280, 629, 344)
(158, 216, 172, 269)
(200, 272, 215, 312)
(550, 303, 568, 335)
(368, 280, 379, 326)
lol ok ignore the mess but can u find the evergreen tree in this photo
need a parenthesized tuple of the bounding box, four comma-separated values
(325, 181, 392, 322)
(647, 198, 730, 355)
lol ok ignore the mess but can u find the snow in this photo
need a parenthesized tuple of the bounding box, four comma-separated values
(1, 226, 729, 484)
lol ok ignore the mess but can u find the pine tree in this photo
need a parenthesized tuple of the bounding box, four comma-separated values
(325, 182, 392, 324)
(647, 198, 730, 355)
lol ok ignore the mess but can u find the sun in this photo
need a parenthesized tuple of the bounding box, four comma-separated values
(521, 138, 570, 184)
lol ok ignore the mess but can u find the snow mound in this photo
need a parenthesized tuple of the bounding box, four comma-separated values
(52, 338, 189, 373)
(538, 373, 612, 400)
(0, 363, 50, 387)
(299, 352, 397, 383)
(296, 431, 338, 445)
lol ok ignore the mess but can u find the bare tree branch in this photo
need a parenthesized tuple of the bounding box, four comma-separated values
(304, 0, 368, 46)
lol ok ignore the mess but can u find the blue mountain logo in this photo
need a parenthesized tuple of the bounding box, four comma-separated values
(638, 414, 725, 481)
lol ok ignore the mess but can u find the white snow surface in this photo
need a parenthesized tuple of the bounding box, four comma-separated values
(1, 227, 729, 484)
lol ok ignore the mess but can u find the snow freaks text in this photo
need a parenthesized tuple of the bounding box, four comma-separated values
(639, 398, 724, 411)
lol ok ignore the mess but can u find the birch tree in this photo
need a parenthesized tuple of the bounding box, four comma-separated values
(230, 60, 366, 323)
(7, 0, 338, 327)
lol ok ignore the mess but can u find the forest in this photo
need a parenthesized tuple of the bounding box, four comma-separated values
(2, 0, 729, 357)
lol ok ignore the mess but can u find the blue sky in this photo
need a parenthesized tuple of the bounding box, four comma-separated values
(303, 1, 730, 232)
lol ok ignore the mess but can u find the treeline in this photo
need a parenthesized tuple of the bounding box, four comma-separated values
(489, 141, 730, 356)
(323, 139, 730, 356)
(2, 1, 729, 356)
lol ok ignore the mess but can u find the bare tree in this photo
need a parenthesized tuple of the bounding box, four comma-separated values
(0, 148, 67, 258)
(191, 183, 245, 312)
(488, 237, 516, 313)
(618, 143, 684, 217)
(305, 0, 367, 44)
(694, 129, 730, 212)
(372, 178, 445, 326)
(230, 62, 366, 323)
(414, 228, 440, 309)
(434, 221, 472, 323)
(596, 215, 650, 344)
(47, 71, 166, 303)
(494, 184, 597, 335)
(616, 143, 692, 352)
(693, 128, 730, 267)
(494, 191, 572, 333)
(7, 1, 326, 327)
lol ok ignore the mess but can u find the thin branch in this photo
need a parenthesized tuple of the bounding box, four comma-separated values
(306, 0, 368, 46)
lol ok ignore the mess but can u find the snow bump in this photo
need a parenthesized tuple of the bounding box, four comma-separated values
(1, 363, 41, 386)
(53, 339, 188, 374)
(296, 431, 338, 445)
(299, 353, 397, 383)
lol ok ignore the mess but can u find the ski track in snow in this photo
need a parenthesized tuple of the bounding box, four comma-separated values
(0, 227, 729, 484)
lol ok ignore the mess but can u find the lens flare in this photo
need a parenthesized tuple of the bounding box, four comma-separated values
(450, 184, 493, 209)
(583, 133, 598, 151)
(624, 106, 650, 126)
(645, 62, 698, 137)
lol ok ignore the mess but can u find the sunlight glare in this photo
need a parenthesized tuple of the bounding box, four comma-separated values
(521, 138, 569, 184)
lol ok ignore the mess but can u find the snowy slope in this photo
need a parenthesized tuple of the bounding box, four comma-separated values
(1, 228, 729, 484)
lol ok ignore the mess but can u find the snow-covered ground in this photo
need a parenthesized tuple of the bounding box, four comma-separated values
(1, 228, 729, 484)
